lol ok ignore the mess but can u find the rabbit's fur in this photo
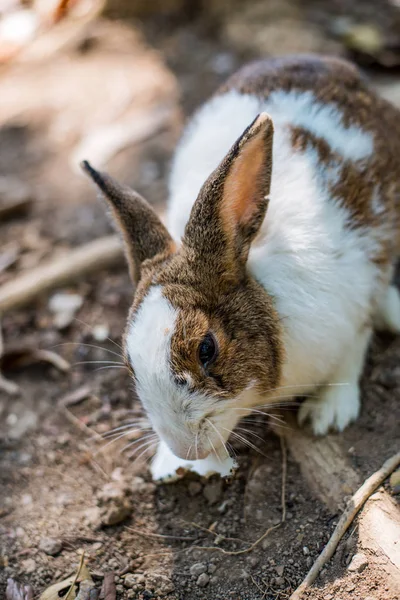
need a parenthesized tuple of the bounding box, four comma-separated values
(83, 55, 400, 480)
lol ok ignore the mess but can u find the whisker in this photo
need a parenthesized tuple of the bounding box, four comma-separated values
(93, 428, 145, 455)
(100, 427, 151, 442)
(121, 433, 158, 455)
(226, 441, 237, 460)
(186, 444, 193, 461)
(129, 440, 158, 465)
(95, 365, 128, 372)
(267, 382, 349, 394)
(235, 427, 266, 444)
(221, 427, 267, 457)
(51, 342, 124, 360)
(72, 317, 124, 352)
(100, 422, 150, 438)
(207, 435, 221, 464)
(73, 360, 126, 366)
(195, 432, 199, 461)
(206, 419, 230, 459)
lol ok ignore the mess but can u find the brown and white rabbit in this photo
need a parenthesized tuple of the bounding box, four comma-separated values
(82, 54, 400, 480)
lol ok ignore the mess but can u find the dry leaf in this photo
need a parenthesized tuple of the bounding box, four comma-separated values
(40, 561, 93, 600)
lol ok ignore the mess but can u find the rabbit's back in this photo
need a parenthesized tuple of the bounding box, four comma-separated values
(167, 55, 400, 393)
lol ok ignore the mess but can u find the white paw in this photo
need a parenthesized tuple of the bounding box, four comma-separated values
(376, 285, 400, 334)
(150, 440, 237, 482)
(298, 384, 360, 435)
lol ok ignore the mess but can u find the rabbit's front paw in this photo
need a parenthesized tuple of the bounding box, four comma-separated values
(298, 383, 360, 435)
(151, 440, 237, 482)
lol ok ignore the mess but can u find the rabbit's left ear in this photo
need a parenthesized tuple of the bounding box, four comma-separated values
(184, 113, 273, 273)
(81, 161, 175, 285)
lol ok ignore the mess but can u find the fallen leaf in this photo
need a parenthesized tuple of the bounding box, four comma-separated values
(40, 557, 93, 600)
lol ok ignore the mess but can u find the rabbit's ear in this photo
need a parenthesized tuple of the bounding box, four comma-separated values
(81, 161, 175, 285)
(184, 113, 273, 273)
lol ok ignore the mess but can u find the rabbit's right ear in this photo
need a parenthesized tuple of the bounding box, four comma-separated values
(81, 161, 175, 285)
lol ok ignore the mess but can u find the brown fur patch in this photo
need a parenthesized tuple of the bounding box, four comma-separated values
(81, 161, 175, 284)
(159, 253, 284, 399)
(218, 55, 400, 262)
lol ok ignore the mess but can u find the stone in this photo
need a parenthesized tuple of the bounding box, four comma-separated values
(21, 559, 36, 574)
(203, 480, 223, 505)
(275, 565, 284, 576)
(39, 537, 62, 556)
(208, 564, 217, 574)
(188, 481, 202, 497)
(347, 553, 368, 573)
(390, 469, 400, 494)
(196, 573, 210, 587)
(124, 574, 136, 588)
(190, 563, 207, 577)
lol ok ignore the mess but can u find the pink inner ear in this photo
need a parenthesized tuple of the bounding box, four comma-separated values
(220, 132, 267, 232)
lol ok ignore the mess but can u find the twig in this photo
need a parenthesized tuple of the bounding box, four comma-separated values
(290, 450, 400, 600)
(0, 235, 123, 314)
(100, 572, 116, 600)
(126, 526, 197, 542)
(188, 436, 287, 556)
(250, 574, 268, 599)
(65, 552, 85, 600)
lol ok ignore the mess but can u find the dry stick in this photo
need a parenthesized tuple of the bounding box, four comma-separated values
(0, 235, 123, 314)
(126, 526, 197, 542)
(290, 450, 400, 600)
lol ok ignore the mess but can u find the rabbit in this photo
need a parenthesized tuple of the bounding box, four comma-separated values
(82, 54, 400, 481)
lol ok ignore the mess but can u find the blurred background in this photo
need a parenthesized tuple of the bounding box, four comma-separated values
(1, 2, 400, 600)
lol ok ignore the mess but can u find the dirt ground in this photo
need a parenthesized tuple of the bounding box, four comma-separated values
(1, 1, 400, 599)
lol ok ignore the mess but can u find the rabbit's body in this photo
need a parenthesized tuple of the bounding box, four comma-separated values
(83, 55, 400, 480)
(167, 55, 400, 434)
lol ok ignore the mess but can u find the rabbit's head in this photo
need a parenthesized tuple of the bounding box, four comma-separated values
(82, 113, 283, 460)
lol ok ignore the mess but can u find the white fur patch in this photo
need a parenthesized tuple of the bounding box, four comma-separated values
(167, 90, 373, 241)
(126, 286, 239, 460)
(167, 90, 383, 404)
(151, 440, 237, 481)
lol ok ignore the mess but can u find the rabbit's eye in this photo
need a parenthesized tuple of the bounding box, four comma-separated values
(198, 333, 218, 369)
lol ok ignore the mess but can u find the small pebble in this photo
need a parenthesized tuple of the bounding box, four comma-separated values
(124, 574, 136, 589)
(188, 481, 202, 497)
(39, 537, 62, 556)
(21, 559, 36, 574)
(203, 480, 223, 505)
(303, 546, 310, 555)
(196, 573, 210, 587)
(347, 552, 368, 573)
(190, 562, 207, 577)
